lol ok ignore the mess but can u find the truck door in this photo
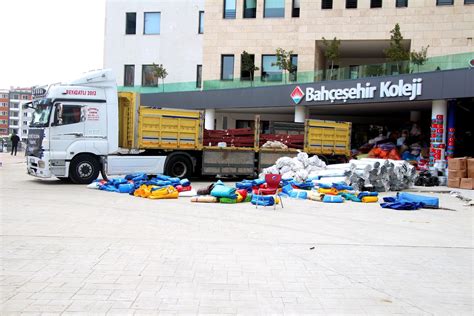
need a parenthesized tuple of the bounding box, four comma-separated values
(49, 102, 85, 176)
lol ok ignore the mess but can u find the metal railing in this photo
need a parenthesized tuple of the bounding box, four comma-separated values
(118, 52, 474, 94)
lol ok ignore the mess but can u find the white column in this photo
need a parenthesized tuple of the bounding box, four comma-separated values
(204, 109, 215, 130)
(410, 110, 421, 122)
(430, 100, 447, 166)
(294, 105, 307, 123)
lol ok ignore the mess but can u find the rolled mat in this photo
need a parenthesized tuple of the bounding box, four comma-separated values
(191, 196, 218, 203)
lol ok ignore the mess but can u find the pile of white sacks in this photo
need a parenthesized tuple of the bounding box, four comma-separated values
(260, 152, 326, 183)
(261, 153, 417, 192)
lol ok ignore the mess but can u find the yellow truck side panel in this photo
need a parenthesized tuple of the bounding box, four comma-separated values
(304, 120, 351, 156)
(118, 92, 203, 151)
(118, 92, 136, 149)
(138, 108, 202, 150)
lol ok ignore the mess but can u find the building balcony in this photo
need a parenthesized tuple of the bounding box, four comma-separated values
(118, 52, 474, 93)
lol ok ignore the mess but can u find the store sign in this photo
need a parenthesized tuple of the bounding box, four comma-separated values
(292, 78, 423, 104)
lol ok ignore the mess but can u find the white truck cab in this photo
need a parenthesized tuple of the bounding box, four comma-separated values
(26, 69, 164, 183)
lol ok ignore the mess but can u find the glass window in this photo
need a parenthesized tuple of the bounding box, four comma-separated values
(221, 55, 235, 80)
(55, 104, 84, 126)
(436, 0, 453, 4)
(322, 0, 333, 9)
(243, 0, 257, 18)
(124, 65, 135, 87)
(396, 0, 408, 7)
(371, 0, 382, 8)
(144, 12, 161, 35)
(196, 65, 203, 88)
(199, 11, 204, 34)
(466, 0, 474, 4)
(224, 0, 236, 19)
(261, 55, 282, 82)
(346, 0, 358, 8)
(142, 65, 158, 87)
(126, 12, 136, 34)
(290, 54, 298, 82)
(12, 94, 19, 99)
(240, 53, 255, 80)
(292, 0, 300, 17)
(264, 0, 285, 18)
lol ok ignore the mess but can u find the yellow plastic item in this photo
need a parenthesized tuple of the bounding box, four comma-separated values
(236, 192, 244, 203)
(361, 196, 379, 203)
(134, 184, 152, 198)
(149, 186, 179, 199)
(318, 188, 339, 195)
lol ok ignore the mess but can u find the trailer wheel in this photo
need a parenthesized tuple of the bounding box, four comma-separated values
(69, 154, 100, 184)
(165, 155, 192, 178)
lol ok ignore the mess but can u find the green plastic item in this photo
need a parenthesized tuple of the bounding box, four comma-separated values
(244, 194, 253, 203)
(219, 197, 237, 204)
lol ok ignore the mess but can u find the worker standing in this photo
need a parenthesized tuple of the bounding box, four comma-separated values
(10, 131, 20, 156)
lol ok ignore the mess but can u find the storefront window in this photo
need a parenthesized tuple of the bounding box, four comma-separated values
(261, 55, 282, 82)
(396, 0, 408, 7)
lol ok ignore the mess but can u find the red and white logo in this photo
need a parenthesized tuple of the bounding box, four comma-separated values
(290, 86, 304, 104)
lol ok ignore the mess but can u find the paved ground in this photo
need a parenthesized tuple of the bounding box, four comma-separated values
(0, 152, 473, 315)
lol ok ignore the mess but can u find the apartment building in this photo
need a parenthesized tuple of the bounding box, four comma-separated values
(8, 88, 32, 141)
(0, 89, 8, 136)
(104, 0, 205, 91)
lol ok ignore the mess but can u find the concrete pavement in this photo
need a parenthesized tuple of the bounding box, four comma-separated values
(0, 152, 472, 315)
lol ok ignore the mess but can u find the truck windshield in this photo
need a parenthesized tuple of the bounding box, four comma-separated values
(30, 99, 52, 127)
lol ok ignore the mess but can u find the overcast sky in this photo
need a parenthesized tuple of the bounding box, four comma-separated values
(0, 0, 105, 89)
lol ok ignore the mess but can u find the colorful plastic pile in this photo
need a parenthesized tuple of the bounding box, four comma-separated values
(89, 173, 193, 199)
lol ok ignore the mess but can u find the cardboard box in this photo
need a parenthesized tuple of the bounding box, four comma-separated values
(448, 169, 467, 179)
(460, 178, 474, 190)
(448, 178, 461, 188)
(467, 158, 474, 178)
(448, 157, 467, 170)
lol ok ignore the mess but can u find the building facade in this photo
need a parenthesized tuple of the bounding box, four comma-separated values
(8, 88, 32, 141)
(104, 0, 205, 91)
(104, 0, 474, 161)
(0, 89, 9, 136)
(203, 0, 474, 82)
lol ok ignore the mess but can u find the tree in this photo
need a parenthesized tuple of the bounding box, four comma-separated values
(410, 45, 429, 73)
(322, 37, 341, 80)
(384, 23, 410, 74)
(241, 51, 259, 86)
(273, 48, 296, 83)
(152, 63, 168, 92)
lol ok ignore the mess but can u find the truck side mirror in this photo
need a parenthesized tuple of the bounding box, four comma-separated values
(52, 103, 63, 126)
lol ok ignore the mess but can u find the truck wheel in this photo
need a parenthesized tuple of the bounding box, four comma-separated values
(165, 155, 192, 178)
(69, 155, 100, 184)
